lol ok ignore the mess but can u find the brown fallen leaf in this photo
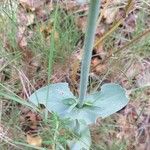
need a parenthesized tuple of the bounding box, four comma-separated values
(26, 13, 35, 26)
(75, 16, 87, 33)
(92, 57, 102, 67)
(35, 8, 48, 22)
(26, 134, 42, 147)
(91, 57, 108, 75)
(40, 23, 59, 41)
(124, 12, 137, 33)
(62, 1, 80, 12)
(94, 63, 108, 75)
(94, 36, 104, 54)
(103, 7, 119, 24)
(19, 0, 45, 11)
(17, 26, 27, 48)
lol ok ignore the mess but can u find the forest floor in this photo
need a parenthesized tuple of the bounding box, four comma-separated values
(0, 0, 150, 150)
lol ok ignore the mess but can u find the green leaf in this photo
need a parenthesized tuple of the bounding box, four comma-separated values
(29, 83, 128, 150)
(29, 83, 128, 125)
(29, 82, 76, 114)
(86, 83, 129, 118)
(68, 123, 91, 150)
(60, 83, 128, 124)
(67, 119, 88, 134)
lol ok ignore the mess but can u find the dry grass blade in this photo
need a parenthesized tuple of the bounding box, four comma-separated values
(94, 0, 134, 48)
(92, 28, 150, 70)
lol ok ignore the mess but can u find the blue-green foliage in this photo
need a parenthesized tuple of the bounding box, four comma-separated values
(68, 127, 91, 150)
(29, 82, 128, 149)
(28, 0, 129, 148)
(29, 83, 128, 123)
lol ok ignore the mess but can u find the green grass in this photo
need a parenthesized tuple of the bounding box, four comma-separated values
(0, 2, 81, 149)
(0, 0, 150, 150)
(27, 6, 81, 64)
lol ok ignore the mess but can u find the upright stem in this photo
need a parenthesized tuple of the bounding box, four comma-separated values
(79, 0, 100, 108)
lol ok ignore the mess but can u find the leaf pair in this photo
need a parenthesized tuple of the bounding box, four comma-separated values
(29, 82, 128, 149)
(29, 82, 128, 125)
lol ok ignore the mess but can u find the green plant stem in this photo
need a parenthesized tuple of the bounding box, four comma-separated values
(74, 119, 80, 134)
(52, 115, 59, 150)
(79, 0, 100, 108)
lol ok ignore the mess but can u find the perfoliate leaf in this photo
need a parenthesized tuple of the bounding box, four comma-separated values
(29, 83, 128, 150)
(67, 119, 88, 134)
(60, 104, 102, 124)
(86, 83, 129, 118)
(68, 123, 91, 150)
(29, 82, 76, 114)
(58, 83, 129, 124)
(29, 83, 128, 125)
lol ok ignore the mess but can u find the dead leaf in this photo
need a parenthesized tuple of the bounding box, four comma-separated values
(92, 57, 102, 67)
(25, 111, 39, 129)
(17, 26, 27, 48)
(94, 37, 104, 54)
(75, 16, 87, 33)
(136, 59, 150, 87)
(40, 23, 59, 41)
(19, 36, 28, 48)
(19, 0, 45, 11)
(103, 7, 119, 24)
(26, 13, 34, 26)
(136, 68, 150, 87)
(124, 13, 137, 33)
(20, 109, 42, 134)
(94, 63, 107, 75)
(62, 1, 79, 12)
(91, 57, 108, 75)
(35, 8, 48, 22)
(26, 134, 42, 147)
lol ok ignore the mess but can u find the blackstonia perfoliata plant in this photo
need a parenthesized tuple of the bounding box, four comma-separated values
(29, 0, 129, 149)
